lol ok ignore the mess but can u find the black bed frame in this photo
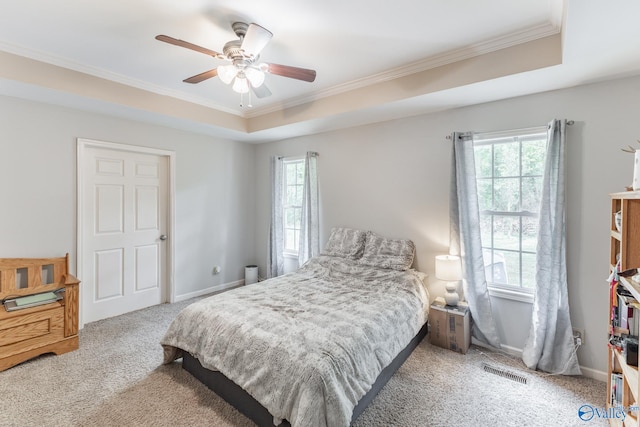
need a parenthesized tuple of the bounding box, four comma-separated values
(182, 322, 429, 426)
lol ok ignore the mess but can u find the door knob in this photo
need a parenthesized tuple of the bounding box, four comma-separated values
(160, 234, 167, 241)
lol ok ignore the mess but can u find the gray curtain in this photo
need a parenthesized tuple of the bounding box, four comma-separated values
(298, 152, 320, 266)
(522, 119, 581, 375)
(450, 132, 501, 348)
(267, 156, 284, 278)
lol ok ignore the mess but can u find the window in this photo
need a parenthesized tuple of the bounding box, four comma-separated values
(282, 158, 305, 255)
(473, 127, 547, 295)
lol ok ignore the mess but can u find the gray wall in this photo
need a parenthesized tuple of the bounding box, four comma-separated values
(3, 72, 638, 376)
(255, 74, 640, 376)
(0, 95, 256, 299)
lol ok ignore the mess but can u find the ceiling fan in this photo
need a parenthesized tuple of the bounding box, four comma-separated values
(156, 22, 316, 106)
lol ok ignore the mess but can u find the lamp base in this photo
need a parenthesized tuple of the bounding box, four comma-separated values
(444, 291, 459, 306)
(444, 281, 459, 306)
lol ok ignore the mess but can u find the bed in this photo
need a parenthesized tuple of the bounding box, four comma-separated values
(161, 228, 429, 427)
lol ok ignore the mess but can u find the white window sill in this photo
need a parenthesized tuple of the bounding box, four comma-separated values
(283, 252, 299, 260)
(488, 286, 534, 304)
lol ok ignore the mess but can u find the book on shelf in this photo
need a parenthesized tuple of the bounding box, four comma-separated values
(610, 278, 640, 367)
(611, 372, 624, 407)
(612, 283, 639, 334)
(620, 294, 635, 332)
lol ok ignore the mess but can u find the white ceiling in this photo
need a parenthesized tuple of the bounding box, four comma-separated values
(0, 0, 639, 142)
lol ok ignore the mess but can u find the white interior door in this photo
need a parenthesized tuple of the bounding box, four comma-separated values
(79, 141, 171, 324)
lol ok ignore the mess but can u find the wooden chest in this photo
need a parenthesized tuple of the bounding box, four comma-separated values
(0, 254, 79, 371)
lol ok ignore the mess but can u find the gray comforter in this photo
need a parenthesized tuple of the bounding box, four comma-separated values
(161, 255, 429, 427)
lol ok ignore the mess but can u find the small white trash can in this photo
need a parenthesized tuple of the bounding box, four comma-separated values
(245, 265, 258, 285)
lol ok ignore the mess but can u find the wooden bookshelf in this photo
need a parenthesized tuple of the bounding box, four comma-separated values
(609, 192, 640, 426)
(611, 192, 640, 271)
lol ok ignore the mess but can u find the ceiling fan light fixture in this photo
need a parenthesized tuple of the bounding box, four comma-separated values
(245, 67, 265, 88)
(217, 64, 237, 84)
(232, 75, 250, 94)
(156, 21, 316, 107)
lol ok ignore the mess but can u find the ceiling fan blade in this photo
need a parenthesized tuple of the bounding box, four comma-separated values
(155, 35, 221, 58)
(251, 83, 272, 99)
(183, 68, 218, 84)
(241, 24, 273, 58)
(263, 63, 316, 82)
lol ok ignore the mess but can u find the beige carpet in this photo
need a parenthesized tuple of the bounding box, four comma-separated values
(0, 297, 607, 427)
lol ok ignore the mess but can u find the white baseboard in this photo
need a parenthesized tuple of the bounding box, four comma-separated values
(579, 366, 607, 382)
(173, 279, 244, 302)
(471, 338, 523, 358)
(499, 343, 523, 358)
(471, 338, 606, 382)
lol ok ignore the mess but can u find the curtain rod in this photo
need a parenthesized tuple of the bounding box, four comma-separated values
(276, 151, 319, 160)
(444, 120, 575, 140)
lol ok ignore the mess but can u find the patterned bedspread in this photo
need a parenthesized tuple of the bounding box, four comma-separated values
(161, 255, 429, 427)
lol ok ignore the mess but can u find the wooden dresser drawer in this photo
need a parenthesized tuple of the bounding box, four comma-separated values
(0, 306, 65, 359)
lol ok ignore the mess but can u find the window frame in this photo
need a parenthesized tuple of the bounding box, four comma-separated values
(472, 126, 547, 303)
(281, 156, 305, 257)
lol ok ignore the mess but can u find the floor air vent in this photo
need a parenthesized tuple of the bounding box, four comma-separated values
(481, 362, 528, 384)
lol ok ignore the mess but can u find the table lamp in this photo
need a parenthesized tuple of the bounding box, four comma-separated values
(435, 254, 462, 306)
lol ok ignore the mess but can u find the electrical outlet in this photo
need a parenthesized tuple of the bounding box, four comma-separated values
(573, 328, 584, 346)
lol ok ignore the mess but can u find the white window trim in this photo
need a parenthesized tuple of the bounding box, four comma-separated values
(488, 285, 535, 304)
(473, 126, 548, 142)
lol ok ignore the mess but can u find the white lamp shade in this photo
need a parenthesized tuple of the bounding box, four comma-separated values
(435, 255, 462, 281)
(232, 76, 250, 93)
(217, 64, 237, 84)
(244, 67, 265, 88)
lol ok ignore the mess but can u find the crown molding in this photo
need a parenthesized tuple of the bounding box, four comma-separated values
(0, 21, 560, 121)
(244, 22, 560, 118)
(0, 40, 243, 117)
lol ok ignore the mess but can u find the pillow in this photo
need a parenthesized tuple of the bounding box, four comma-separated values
(358, 232, 415, 271)
(321, 227, 367, 259)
